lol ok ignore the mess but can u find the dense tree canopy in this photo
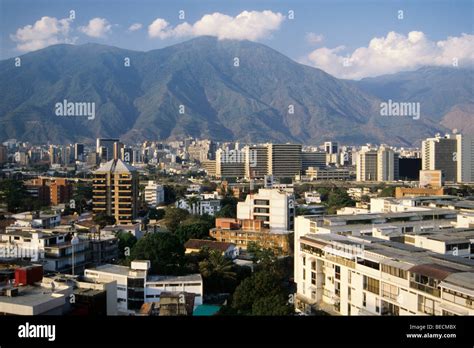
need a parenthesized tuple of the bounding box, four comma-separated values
(130, 232, 184, 274)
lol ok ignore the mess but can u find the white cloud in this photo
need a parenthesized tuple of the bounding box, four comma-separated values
(10, 16, 73, 52)
(306, 32, 324, 45)
(128, 23, 143, 32)
(148, 10, 284, 41)
(302, 31, 474, 79)
(79, 18, 112, 38)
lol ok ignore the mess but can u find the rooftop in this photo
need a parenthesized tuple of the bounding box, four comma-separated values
(94, 159, 137, 174)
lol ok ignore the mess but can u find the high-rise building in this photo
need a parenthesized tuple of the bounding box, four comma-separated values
(398, 158, 422, 181)
(96, 138, 120, 162)
(93, 157, 139, 225)
(377, 145, 398, 181)
(421, 134, 457, 182)
(215, 148, 246, 178)
(49, 145, 60, 165)
(187, 140, 216, 162)
(74, 143, 84, 161)
(324, 141, 339, 154)
(267, 144, 302, 178)
(456, 134, 474, 183)
(244, 145, 268, 179)
(0, 145, 7, 164)
(356, 148, 378, 181)
(301, 151, 326, 172)
(121, 147, 133, 164)
(50, 178, 73, 205)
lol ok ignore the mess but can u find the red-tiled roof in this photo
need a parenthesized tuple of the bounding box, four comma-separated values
(184, 239, 234, 252)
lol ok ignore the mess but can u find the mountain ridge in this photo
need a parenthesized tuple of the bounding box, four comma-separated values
(1, 37, 470, 146)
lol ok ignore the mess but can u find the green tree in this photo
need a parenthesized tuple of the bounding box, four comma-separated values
(175, 222, 212, 244)
(0, 179, 43, 212)
(163, 206, 189, 233)
(148, 208, 165, 220)
(199, 250, 237, 293)
(247, 242, 278, 269)
(93, 213, 116, 229)
(379, 186, 395, 197)
(116, 230, 137, 260)
(130, 233, 184, 274)
(231, 270, 293, 315)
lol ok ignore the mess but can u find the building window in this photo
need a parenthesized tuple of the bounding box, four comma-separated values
(376, 299, 380, 313)
(348, 287, 351, 301)
(335, 265, 341, 280)
(348, 270, 351, 284)
(363, 293, 366, 307)
(381, 264, 408, 279)
(311, 272, 316, 285)
(363, 276, 380, 295)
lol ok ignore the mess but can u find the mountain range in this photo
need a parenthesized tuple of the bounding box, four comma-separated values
(0, 36, 472, 146)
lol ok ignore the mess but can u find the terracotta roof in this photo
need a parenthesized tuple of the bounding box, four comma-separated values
(184, 239, 234, 252)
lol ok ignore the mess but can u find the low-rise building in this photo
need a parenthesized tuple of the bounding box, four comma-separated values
(210, 218, 291, 255)
(144, 180, 165, 207)
(84, 260, 203, 314)
(184, 239, 238, 259)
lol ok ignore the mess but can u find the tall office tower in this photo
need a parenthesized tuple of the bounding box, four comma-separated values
(121, 147, 133, 164)
(421, 134, 457, 182)
(49, 145, 60, 165)
(456, 134, 474, 183)
(267, 144, 302, 178)
(324, 141, 339, 154)
(74, 143, 84, 161)
(377, 145, 398, 182)
(96, 138, 120, 162)
(0, 145, 7, 164)
(60, 145, 73, 165)
(356, 148, 378, 181)
(215, 148, 246, 178)
(244, 145, 268, 179)
(301, 151, 326, 172)
(187, 140, 216, 162)
(93, 153, 139, 225)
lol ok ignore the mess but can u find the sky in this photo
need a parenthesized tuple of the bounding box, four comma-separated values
(0, 0, 473, 79)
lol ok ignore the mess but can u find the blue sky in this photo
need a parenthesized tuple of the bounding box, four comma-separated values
(1, 0, 473, 78)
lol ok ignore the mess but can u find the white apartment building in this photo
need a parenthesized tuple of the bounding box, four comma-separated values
(377, 146, 399, 182)
(84, 261, 203, 314)
(456, 134, 474, 183)
(402, 228, 474, 258)
(0, 227, 89, 274)
(356, 146, 399, 182)
(144, 180, 165, 207)
(356, 148, 378, 182)
(297, 209, 457, 237)
(237, 188, 295, 230)
(294, 219, 474, 316)
(176, 195, 221, 216)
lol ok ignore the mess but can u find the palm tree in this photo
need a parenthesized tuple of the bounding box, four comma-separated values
(185, 195, 200, 215)
(199, 250, 236, 282)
